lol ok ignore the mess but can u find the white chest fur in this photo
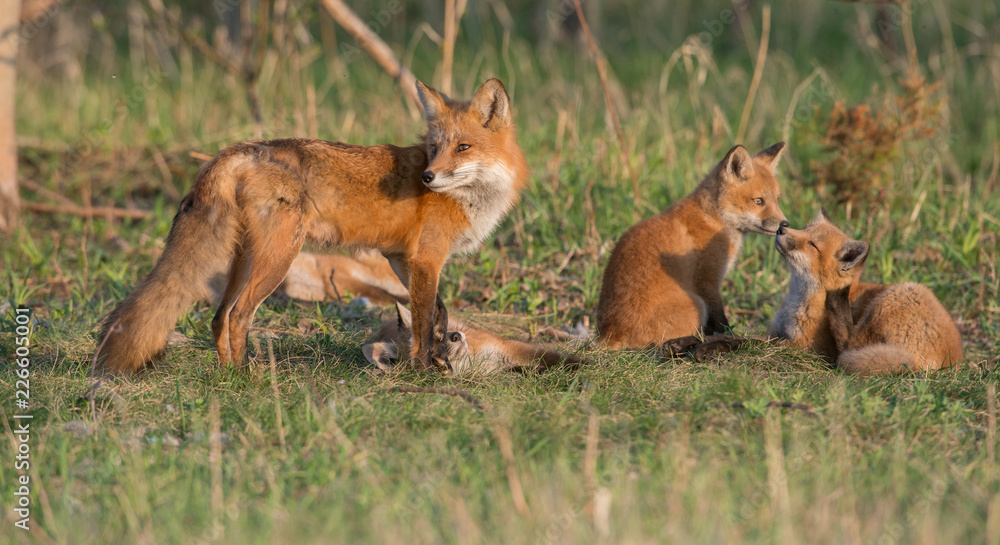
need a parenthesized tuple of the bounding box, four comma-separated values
(448, 163, 517, 255)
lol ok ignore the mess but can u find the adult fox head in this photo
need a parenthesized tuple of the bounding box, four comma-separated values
(415, 78, 523, 194)
(711, 142, 789, 235)
(774, 209, 870, 291)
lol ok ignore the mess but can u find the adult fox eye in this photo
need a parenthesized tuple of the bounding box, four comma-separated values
(456, 144, 471, 152)
(753, 197, 765, 206)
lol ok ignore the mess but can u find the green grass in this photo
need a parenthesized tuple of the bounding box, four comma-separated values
(2, 0, 1000, 543)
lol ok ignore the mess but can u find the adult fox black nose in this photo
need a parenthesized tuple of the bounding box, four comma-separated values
(421, 171, 435, 184)
(777, 220, 790, 235)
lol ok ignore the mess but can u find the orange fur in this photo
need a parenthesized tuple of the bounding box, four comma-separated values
(97, 79, 529, 373)
(363, 301, 585, 375)
(769, 211, 963, 376)
(597, 143, 788, 348)
(278, 250, 409, 305)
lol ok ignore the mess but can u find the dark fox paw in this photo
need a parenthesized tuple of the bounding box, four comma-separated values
(691, 336, 747, 362)
(663, 335, 704, 357)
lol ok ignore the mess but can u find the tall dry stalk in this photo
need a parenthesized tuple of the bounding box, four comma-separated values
(0, 0, 23, 232)
(441, 0, 468, 95)
(735, 3, 770, 144)
(573, 0, 640, 216)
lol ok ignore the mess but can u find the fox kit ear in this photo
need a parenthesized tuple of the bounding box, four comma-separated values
(395, 302, 413, 329)
(471, 78, 511, 131)
(815, 207, 832, 223)
(432, 295, 449, 342)
(362, 342, 399, 369)
(722, 145, 755, 182)
(754, 142, 786, 172)
(416, 81, 448, 121)
(838, 240, 870, 272)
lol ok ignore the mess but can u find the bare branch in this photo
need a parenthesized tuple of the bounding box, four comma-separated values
(26, 202, 153, 220)
(319, 0, 421, 115)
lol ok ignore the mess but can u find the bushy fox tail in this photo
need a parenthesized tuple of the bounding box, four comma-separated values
(96, 149, 256, 373)
(837, 344, 926, 377)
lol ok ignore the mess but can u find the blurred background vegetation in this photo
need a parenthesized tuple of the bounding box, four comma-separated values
(7, 0, 1000, 330)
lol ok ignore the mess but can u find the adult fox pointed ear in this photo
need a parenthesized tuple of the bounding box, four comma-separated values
(754, 142, 786, 172)
(395, 302, 413, 329)
(838, 240, 870, 272)
(722, 145, 755, 182)
(470, 78, 511, 131)
(415, 81, 448, 121)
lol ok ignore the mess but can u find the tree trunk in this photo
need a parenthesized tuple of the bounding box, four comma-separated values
(0, 0, 22, 232)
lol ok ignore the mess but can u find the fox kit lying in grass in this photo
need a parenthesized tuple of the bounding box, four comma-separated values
(278, 249, 409, 306)
(597, 143, 789, 348)
(363, 299, 585, 375)
(96, 79, 528, 373)
(770, 210, 962, 376)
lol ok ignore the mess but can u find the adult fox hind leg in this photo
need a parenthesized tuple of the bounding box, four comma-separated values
(213, 192, 307, 366)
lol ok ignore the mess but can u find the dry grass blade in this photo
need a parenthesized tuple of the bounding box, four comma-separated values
(27, 202, 152, 220)
(729, 400, 816, 414)
(357, 384, 529, 514)
(441, 0, 469, 95)
(988, 384, 999, 544)
(489, 413, 531, 516)
(735, 3, 771, 144)
(583, 408, 599, 517)
(86, 319, 120, 423)
(268, 339, 287, 453)
(359, 386, 485, 409)
(209, 399, 223, 520)
(573, 0, 640, 214)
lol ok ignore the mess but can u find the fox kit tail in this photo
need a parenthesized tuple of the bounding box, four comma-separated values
(519, 344, 588, 373)
(96, 150, 254, 373)
(837, 344, 922, 377)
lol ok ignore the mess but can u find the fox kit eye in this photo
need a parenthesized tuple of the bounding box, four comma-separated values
(808, 241, 820, 252)
(753, 197, 765, 206)
(429, 144, 438, 156)
(456, 144, 471, 152)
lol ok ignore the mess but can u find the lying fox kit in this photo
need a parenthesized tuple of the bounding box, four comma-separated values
(597, 143, 788, 348)
(363, 300, 584, 375)
(770, 210, 963, 376)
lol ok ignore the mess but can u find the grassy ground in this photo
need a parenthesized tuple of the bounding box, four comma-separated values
(2, 0, 1000, 543)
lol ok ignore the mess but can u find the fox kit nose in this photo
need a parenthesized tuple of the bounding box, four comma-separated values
(777, 221, 790, 235)
(421, 171, 435, 184)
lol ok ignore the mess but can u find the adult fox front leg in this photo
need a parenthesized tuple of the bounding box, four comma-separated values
(96, 78, 529, 373)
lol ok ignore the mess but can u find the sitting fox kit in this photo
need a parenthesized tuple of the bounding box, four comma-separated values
(770, 211, 962, 376)
(363, 299, 584, 375)
(597, 143, 789, 348)
(96, 78, 529, 373)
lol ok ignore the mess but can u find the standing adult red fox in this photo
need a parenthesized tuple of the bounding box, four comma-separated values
(96, 78, 529, 373)
(770, 211, 963, 375)
(597, 143, 789, 348)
